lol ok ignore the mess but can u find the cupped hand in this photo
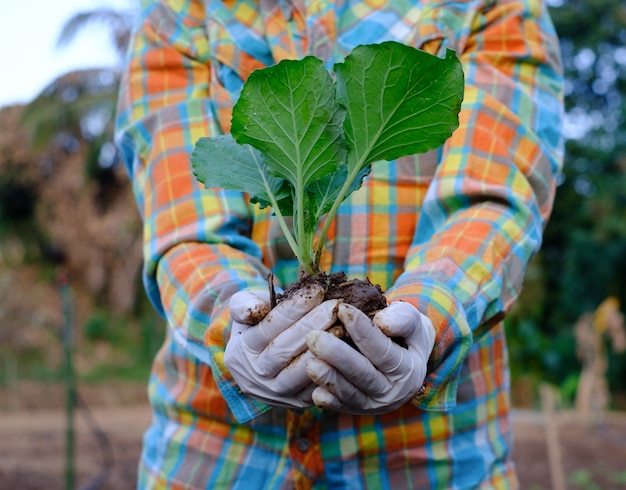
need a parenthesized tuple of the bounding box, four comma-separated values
(305, 301, 435, 414)
(225, 285, 340, 409)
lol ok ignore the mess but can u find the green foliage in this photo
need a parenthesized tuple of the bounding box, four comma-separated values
(81, 309, 163, 381)
(543, 0, 626, 323)
(611, 470, 626, 486)
(570, 469, 600, 490)
(84, 308, 162, 350)
(193, 42, 464, 273)
(568, 467, 626, 490)
(1, 346, 62, 382)
(84, 312, 113, 342)
(506, 0, 626, 402)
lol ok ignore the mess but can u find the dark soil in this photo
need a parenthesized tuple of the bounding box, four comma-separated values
(277, 271, 388, 343)
(279, 271, 387, 315)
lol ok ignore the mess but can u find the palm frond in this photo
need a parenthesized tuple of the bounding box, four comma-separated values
(57, 8, 134, 59)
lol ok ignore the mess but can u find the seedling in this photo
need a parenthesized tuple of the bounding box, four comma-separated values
(192, 42, 464, 280)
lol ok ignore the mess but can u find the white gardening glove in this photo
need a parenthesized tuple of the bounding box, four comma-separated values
(305, 301, 436, 414)
(224, 284, 340, 409)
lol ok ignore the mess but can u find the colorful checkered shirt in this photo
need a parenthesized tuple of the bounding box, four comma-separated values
(115, 0, 563, 487)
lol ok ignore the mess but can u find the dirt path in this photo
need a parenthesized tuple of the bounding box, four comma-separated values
(0, 405, 149, 490)
(2, 405, 625, 489)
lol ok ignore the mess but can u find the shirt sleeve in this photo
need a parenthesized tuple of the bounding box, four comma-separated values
(115, 0, 272, 423)
(385, 0, 564, 410)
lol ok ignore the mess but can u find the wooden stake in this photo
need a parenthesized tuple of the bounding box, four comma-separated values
(540, 384, 566, 490)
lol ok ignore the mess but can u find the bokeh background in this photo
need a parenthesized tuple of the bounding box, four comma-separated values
(1, 0, 625, 489)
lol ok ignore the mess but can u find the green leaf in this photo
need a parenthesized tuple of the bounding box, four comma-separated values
(302, 190, 320, 234)
(191, 134, 285, 206)
(335, 42, 464, 171)
(306, 164, 371, 220)
(306, 170, 346, 222)
(231, 56, 347, 189)
(251, 179, 294, 216)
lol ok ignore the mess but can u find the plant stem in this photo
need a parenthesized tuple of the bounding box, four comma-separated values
(267, 192, 317, 274)
(294, 172, 309, 272)
(304, 228, 318, 274)
(314, 162, 364, 265)
(266, 195, 302, 267)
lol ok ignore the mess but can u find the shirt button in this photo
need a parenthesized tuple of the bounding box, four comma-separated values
(296, 438, 310, 452)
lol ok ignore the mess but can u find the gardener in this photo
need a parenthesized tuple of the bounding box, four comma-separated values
(115, 0, 563, 487)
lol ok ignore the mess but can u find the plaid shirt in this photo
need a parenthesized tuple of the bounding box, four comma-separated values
(116, 0, 563, 488)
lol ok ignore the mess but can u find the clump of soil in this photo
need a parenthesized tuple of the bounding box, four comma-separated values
(276, 272, 409, 347)
(278, 271, 387, 316)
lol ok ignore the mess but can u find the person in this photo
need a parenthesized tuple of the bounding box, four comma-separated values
(115, 0, 564, 487)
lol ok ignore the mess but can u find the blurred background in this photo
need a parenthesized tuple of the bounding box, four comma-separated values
(0, 0, 625, 489)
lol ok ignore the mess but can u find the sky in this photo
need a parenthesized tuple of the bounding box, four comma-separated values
(0, 0, 132, 108)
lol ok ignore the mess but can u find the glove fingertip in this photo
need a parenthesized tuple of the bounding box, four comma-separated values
(305, 330, 324, 355)
(373, 301, 419, 337)
(230, 291, 271, 325)
(305, 357, 329, 381)
(336, 302, 364, 325)
(312, 386, 340, 410)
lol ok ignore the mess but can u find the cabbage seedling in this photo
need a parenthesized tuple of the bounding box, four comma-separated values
(192, 41, 464, 276)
